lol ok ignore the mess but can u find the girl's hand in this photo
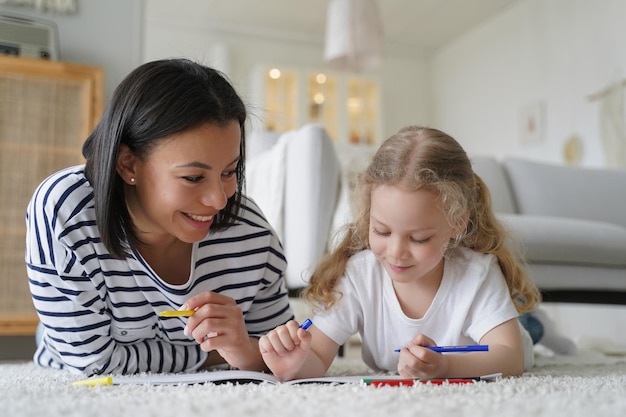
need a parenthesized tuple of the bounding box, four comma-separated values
(398, 320, 525, 379)
(396, 333, 449, 379)
(259, 320, 312, 381)
(182, 291, 261, 370)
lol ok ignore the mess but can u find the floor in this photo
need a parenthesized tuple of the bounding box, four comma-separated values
(541, 302, 626, 349)
(0, 335, 36, 361)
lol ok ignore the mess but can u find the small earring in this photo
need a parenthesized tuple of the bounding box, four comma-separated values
(130, 177, 135, 183)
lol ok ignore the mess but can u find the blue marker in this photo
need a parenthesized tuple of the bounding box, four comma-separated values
(394, 344, 489, 353)
(299, 318, 313, 330)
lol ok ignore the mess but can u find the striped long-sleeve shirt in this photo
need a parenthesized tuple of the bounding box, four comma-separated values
(25, 165, 293, 376)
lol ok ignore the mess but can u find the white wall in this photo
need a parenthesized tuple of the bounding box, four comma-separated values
(431, 0, 626, 167)
(0, 0, 143, 100)
(142, 1, 431, 143)
(4, 0, 623, 164)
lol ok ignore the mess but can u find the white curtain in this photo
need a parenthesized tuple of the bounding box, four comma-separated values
(599, 82, 626, 168)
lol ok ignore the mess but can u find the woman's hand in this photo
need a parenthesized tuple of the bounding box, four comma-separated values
(182, 291, 263, 371)
(258, 320, 312, 381)
(396, 333, 449, 379)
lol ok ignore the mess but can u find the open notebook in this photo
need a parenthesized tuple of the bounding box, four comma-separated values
(72, 369, 501, 386)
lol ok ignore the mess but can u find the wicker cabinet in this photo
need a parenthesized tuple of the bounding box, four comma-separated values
(0, 56, 104, 335)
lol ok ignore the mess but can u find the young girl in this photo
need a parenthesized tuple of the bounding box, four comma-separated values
(26, 59, 293, 376)
(259, 125, 541, 380)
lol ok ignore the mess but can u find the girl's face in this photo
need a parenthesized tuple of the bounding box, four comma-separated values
(122, 121, 241, 245)
(369, 184, 457, 285)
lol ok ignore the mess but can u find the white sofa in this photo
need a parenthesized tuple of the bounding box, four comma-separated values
(472, 157, 626, 304)
(246, 125, 626, 304)
(246, 124, 343, 291)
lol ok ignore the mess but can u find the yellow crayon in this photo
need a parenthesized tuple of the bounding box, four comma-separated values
(72, 376, 113, 387)
(158, 310, 195, 317)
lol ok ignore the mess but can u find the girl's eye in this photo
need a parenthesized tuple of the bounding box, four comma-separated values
(183, 175, 204, 183)
(372, 226, 430, 243)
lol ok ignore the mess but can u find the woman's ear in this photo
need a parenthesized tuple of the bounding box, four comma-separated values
(116, 144, 137, 185)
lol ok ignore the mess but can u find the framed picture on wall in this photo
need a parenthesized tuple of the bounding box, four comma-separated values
(520, 101, 545, 144)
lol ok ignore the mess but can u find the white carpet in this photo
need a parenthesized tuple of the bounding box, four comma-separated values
(2, 349, 626, 417)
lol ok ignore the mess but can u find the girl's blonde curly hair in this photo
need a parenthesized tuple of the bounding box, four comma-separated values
(304, 126, 540, 314)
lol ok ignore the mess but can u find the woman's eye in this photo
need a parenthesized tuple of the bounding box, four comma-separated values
(222, 170, 237, 179)
(372, 228, 389, 236)
(410, 237, 430, 244)
(183, 175, 204, 183)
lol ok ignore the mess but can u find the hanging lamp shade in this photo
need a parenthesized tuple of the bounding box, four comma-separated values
(323, 0, 384, 72)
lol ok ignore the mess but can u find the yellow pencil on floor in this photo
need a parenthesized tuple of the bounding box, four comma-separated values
(72, 376, 113, 386)
(158, 310, 195, 317)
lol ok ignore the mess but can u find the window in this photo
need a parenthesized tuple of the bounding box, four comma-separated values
(346, 77, 378, 144)
(264, 68, 298, 132)
(259, 67, 380, 144)
(307, 72, 339, 141)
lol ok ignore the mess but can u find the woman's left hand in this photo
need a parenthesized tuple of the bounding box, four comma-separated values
(182, 291, 262, 370)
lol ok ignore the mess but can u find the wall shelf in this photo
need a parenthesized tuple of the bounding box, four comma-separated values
(252, 66, 381, 145)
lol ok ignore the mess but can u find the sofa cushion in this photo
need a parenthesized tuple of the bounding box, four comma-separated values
(245, 124, 341, 290)
(470, 156, 517, 214)
(329, 142, 378, 245)
(284, 124, 341, 288)
(246, 129, 281, 161)
(498, 214, 626, 267)
(245, 130, 291, 240)
(503, 158, 626, 228)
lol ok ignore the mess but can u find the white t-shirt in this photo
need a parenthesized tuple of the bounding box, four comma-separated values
(313, 247, 534, 372)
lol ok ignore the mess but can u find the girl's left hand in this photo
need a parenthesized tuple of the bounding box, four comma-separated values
(182, 291, 260, 370)
(396, 333, 449, 379)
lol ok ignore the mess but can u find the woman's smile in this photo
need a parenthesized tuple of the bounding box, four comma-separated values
(182, 212, 215, 230)
(184, 213, 214, 222)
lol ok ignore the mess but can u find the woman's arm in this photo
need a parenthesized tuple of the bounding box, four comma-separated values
(29, 269, 209, 376)
(27, 247, 209, 376)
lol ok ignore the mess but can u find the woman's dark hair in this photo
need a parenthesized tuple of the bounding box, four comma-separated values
(82, 58, 247, 259)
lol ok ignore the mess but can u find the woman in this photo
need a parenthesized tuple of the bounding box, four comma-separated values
(26, 58, 293, 376)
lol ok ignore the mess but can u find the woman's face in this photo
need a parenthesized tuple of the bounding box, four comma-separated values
(124, 121, 241, 245)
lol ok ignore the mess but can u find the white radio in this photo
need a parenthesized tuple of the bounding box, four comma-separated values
(0, 13, 59, 60)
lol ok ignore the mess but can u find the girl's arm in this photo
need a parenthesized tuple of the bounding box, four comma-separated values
(398, 318, 525, 378)
(259, 321, 340, 381)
